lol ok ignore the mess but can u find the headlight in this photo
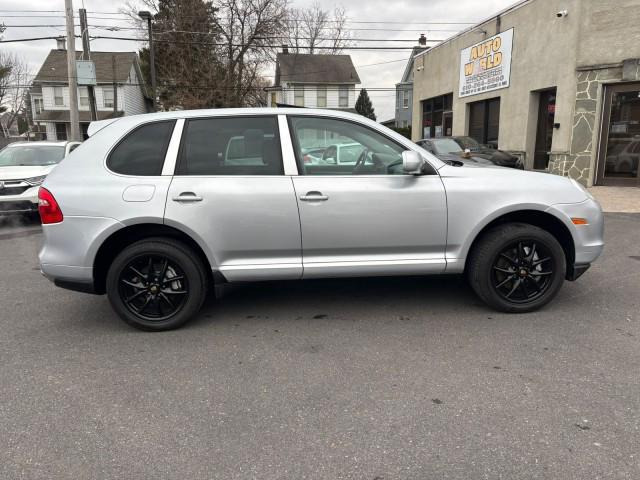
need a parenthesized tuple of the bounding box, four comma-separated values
(24, 175, 47, 186)
(570, 179, 594, 200)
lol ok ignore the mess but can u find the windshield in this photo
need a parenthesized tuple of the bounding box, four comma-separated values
(432, 138, 463, 154)
(0, 145, 65, 167)
(454, 136, 481, 150)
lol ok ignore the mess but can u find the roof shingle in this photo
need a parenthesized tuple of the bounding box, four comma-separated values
(275, 53, 360, 85)
(33, 50, 139, 84)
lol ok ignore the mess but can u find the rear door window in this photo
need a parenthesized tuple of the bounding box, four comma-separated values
(177, 116, 283, 175)
(107, 120, 175, 176)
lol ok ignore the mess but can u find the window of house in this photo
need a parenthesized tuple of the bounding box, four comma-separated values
(54, 86, 64, 106)
(317, 85, 327, 108)
(289, 116, 408, 176)
(103, 88, 115, 108)
(177, 116, 283, 176)
(34, 97, 44, 115)
(79, 87, 89, 107)
(397, 90, 403, 110)
(294, 85, 304, 107)
(107, 121, 175, 176)
(55, 123, 67, 140)
(339, 86, 349, 108)
(403, 91, 410, 109)
(270, 92, 276, 107)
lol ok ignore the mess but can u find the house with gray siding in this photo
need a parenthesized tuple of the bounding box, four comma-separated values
(30, 40, 150, 140)
(394, 37, 429, 129)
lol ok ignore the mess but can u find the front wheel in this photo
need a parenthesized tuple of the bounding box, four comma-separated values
(106, 238, 208, 331)
(467, 223, 566, 313)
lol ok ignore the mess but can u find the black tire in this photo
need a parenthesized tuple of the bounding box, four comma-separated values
(106, 237, 208, 331)
(467, 223, 566, 313)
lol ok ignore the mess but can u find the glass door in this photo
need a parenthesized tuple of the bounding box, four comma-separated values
(596, 83, 640, 186)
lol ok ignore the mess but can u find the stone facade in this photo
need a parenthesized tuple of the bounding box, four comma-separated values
(548, 65, 640, 185)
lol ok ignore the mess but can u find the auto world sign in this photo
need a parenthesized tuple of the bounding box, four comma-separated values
(459, 28, 513, 98)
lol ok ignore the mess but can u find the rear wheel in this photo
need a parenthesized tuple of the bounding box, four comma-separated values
(467, 223, 566, 313)
(106, 237, 207, 331)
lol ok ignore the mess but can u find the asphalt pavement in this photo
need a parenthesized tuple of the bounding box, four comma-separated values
(0, 213, 639, 479)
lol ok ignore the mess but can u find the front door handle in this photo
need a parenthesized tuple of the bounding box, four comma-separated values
(172, 192, 203, 203)
(299, 191, 329, 202)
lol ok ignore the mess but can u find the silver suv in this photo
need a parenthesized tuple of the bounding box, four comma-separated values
(38, 109, 604, 331)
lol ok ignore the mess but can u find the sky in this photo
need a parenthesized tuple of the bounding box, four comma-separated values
(1, 0, 517, 120)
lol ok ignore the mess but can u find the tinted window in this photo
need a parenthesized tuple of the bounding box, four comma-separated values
(289, 116, 406, 176)
(108, 121, 175, 176)
(178, 116, 283, 176)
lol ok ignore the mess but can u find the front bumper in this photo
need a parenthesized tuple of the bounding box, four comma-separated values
(0, 185, 39, 215)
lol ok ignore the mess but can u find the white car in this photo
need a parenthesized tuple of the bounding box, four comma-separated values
(0, 141, 80, 215)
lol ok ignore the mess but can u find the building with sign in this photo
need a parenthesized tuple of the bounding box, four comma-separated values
(411, 0, 640, 187)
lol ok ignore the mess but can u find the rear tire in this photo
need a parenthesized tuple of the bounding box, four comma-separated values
(106, 237, 208, 331)
(467, 223, 566, 313)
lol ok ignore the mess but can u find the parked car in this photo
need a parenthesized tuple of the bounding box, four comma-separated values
(39, 109, 604, 331)
(416, 138, 495, 167)
(0, 141, 80, 216)
(321, 143, 365, 165)
(452, 136, 523, 169)
(417, 137, 523, 169)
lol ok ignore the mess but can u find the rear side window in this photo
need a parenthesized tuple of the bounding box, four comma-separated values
(177, 116, 283, 175)
(107, 120, 175, 176)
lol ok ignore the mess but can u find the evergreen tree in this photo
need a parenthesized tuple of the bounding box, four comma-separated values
(355, 88, 376, 121)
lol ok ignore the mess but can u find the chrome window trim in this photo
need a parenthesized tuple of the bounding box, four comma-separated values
(162, 118, 185, 176)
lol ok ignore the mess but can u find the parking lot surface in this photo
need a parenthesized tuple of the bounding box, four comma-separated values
(1, 213, 639, 479)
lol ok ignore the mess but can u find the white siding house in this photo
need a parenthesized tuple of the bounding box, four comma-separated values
(29, 45, 149, 140)
(266, 53, 361, 111)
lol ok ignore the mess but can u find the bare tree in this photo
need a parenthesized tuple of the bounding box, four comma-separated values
(0, 51, 30, 132)
(216, 0, 288, 107)
(287, 2, 352, 54)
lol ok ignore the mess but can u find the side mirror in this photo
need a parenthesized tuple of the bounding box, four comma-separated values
(402, 150, 425, 175)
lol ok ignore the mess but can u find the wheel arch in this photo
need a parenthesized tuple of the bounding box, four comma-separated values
(93, 223, 215, 294)
(463, 209, 576, 277)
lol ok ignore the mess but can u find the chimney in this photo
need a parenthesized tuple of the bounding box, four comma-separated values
(282, 45, 289, 54)
(56, 37, 66, 50)
(418, 34, 427, 46)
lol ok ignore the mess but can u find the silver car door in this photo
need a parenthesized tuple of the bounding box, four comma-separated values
(164, 115, 302, 282)
(286, 115, 447, 278)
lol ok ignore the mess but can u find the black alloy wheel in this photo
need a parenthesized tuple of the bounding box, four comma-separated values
(119, 254, 189, 321)
(467, 223, 566, 313)
(106, 238, 207, 331)
(491, 240, 554, 304)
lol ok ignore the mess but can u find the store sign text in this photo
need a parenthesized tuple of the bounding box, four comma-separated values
(459, 28, 513, 98)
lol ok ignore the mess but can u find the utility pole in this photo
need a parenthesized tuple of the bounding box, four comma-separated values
(64, 0, 80, 141)
(79, 8, 97, 122)
(138, 11, 157, 111)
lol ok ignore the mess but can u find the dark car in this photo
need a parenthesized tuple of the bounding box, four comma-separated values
(451, 136, 523, 169)
(416, 138, 495, 167)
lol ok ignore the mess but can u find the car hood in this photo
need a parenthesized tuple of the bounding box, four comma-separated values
(439, 163, 589, 204)
(0, 164, 56, 181)
(437, 153, 497, 167)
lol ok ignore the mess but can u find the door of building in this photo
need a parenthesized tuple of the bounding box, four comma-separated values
(468, 97, 500, 147)
(534, 88, 557, 170)
(596, 83, 640, 186)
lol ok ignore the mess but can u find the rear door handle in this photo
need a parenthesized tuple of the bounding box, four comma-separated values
(172, 192, 203, 202)
(299, 191, 329, 202)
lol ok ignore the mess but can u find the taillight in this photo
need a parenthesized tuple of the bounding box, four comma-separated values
(303, 155, 311, 164)
(38, 187, 63, 224)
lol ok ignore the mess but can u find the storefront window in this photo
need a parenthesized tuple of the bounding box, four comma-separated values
(468, 97, 500, 148)
(598, 84, 640, 186)
(421, 93, 453, 139)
